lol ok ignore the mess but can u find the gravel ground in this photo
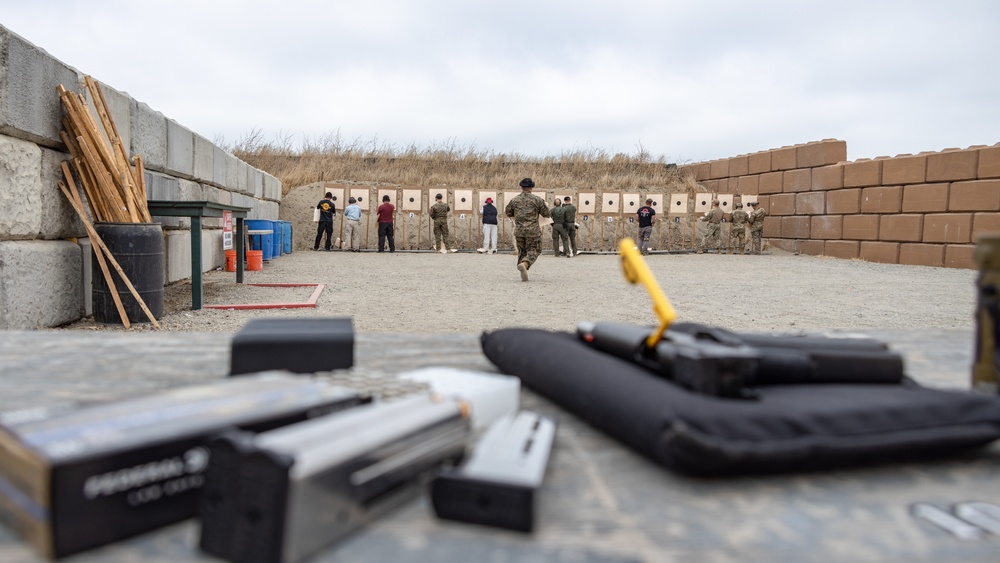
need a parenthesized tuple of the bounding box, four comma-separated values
(56, 247, 978, 335)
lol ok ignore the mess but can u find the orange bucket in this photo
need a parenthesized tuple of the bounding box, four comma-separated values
(246, 249, 263, 271)
(225, 250, 237, 272)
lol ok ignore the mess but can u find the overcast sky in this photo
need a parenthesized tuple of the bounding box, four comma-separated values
(2, 1, 998, 164)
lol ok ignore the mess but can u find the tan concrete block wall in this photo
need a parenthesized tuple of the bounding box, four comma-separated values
(902, 183, 949, 213)
(810, 215, 842, 239)
(796, 192, 825, 215)
(783, 169, 811, 192)
(879, 214, 924, 242)
(979, 144, 1000, 179)
(759, 171, 783, 194)
(950, 179, 1000, 211)
(771, 146, 798, 171)
(861, 186, 902, 214)
(824, 240, 860, 259)
(769, 193, 796, 215)
(844, 159, 882, 187)
(811, 164, 844, 191)
(843, 215, 880, 240)
(923, 213, 972, 243)
(882, 154, 927, 185)
(860, 241, 899, 264)
(748, 151, 771, 174)
(798, 240, 825, 255)
(826, 189, 861, 214)
(945, 244, 975, 268)
(927, 149, 978, 182)
(797, 140, 847, 169)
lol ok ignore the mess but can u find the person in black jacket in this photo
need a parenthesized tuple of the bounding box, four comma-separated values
(314, 192, 336, 251)
(479, 197, 499, 254)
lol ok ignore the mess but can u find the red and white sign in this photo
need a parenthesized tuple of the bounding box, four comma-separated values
(223, 210, 233, 250)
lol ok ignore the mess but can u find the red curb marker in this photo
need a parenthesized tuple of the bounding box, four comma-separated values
(205, 283, 325, 310)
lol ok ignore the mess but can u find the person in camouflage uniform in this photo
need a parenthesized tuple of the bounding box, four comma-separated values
(562, 196, 578, 256)
(429, 193, 455, 253)
(549, 199, 570, 257)
(505, 178, 550, 281)
(729, 202, 749, 254)
(747, 201, 767, 254)
(699, 200, 724, 254)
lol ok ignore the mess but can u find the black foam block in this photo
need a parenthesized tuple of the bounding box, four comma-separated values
(230, 317, 354, 376)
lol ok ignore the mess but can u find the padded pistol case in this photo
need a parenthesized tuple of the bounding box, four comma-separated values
(481, 329, 1000, 475)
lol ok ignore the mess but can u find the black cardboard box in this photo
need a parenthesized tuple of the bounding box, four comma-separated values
(0, 372, 364, 558)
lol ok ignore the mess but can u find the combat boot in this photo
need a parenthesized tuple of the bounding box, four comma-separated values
(517, 262, 529, 281)
(440, 247, 448, 254)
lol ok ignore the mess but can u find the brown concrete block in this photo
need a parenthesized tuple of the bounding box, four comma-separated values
(769, 193, 796, 216)
(724, 177, 739, 193)
(861, 185, 902, 214)
(798, 240, 825, 256)
(763, 216, 781, 238)
(694, 162, 711, 181)
(879, 214, 924, 242)
(771, 147, 798, 171)
(902, 183, 950, 213)
(759, 171, 783, 194)
(844, 159, 882, 187)
(826, 189, 861, 214)
(781, 216, 811, 239)
(824, 240, 860, 259)
(860, 241, 900, 264)
(811, 164, 844, 191)
(710, 159, 729, 179)
(729, 156, 749, 177)
(795, 192, 825, 215)
(973, 212, 1000, 239)
(748, 152, 771, 174)
(979, 145, 1000, 179)
(923, 213, 973, 243)
(945, 244, 975, 269)
(797, 140, 847, 168)
(949, 179, 1000, 211)
(899, 244, 944, 267)
(737, 175, 759, 195)
(882, 154, 927, 185)
(843, 215, 880, 240)
(783, 169, 812, 192)
(810, 215, 843, 239)
(927, 149, 978, 182)
(769, 239, 798, 253)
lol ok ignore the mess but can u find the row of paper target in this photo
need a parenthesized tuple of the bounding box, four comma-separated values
(323, 187, 757, 215)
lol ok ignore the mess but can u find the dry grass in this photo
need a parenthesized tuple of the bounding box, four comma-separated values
(223, 129, 698, 194)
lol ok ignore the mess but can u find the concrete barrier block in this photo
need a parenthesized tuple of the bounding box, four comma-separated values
(771, 147, 797, 171)
(0, 27, 81, 148)
(759, 171, 783, 194)
(709, 159, 729, 179)
(861, 185, 902, 214)
(826, 188, 861, 214)
(165, 119, 194, 178)
(811, 164, 844, 191)
(781, 216, 811, 238)
(762, 216, 781, 238)
(795, 192, 825, 215)
(39, 146, 86, 239)
(879, 214, 924, 242)
(810, 215, 842, 240)
(258, 199, 280, 220)
(945, 244, 975, 269)
(950, 179, 1000, 211)
(902, 183, 949, 213)
(972, 212, 1000, 239)
(882, 154, 927, 185)
(927, 149, 978, 182)
(737, 175, 759, 195)
(224, 151, 240, 190)
(250, 168, 264, 198)
(130, 100, 167, 170)
(843, 215, 880, 240)
(769, 193, 796, 215)
(0, 240, 82, 328)
(899, 243, 944, 267)
(922, 213, 972, 244)
(236, 160, 250, 194)
(201, 229, 224, 272)
(824, 240, 860, 259)
(860, 241, 899, 264)
(202, 185, 232, 228)
(979, 145, 1000, 179)
(748, 152, 771, 174)
(798, 240, 825, 255)
(693, 162, 711, 181)
(0, 134, 43, 239)
(797, 140, 846, 168)
(164, 229, 191, 283)
(768, 239, 798, 253)
(844, 159, 882, 187)
(192, 134, 214, 183)
(213, 146, 227, 187)
(783, 169, 811, 192)
(263, 174, 282, 201)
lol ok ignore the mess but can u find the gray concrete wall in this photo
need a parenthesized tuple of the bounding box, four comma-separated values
(0, 24, 281, 328)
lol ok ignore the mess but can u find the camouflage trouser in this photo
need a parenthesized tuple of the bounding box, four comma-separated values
(515, 235, 542, 268)
(565, 223, 578, 254)
(638, 225, 653, 254)
(751, 229, 763, 254)
(731, 225, 747, 252)
(552, 224, 570, 255)
(702, 223, 721, 250)
(433, 221, 450, 249)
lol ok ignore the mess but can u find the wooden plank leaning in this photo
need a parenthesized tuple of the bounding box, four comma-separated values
(59, 162, 161, 329)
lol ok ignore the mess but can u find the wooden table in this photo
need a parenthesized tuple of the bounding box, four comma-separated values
(146, 201, 252, 310)
(0, 329, 997, 562)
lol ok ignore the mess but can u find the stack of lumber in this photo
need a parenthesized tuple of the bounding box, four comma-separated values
(56, 77, 159, 329)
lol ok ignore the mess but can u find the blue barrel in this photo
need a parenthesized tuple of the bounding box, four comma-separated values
(269, 220, 282, 259)
(246, 219, 273, 261)
(281, 221, 293, 254)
